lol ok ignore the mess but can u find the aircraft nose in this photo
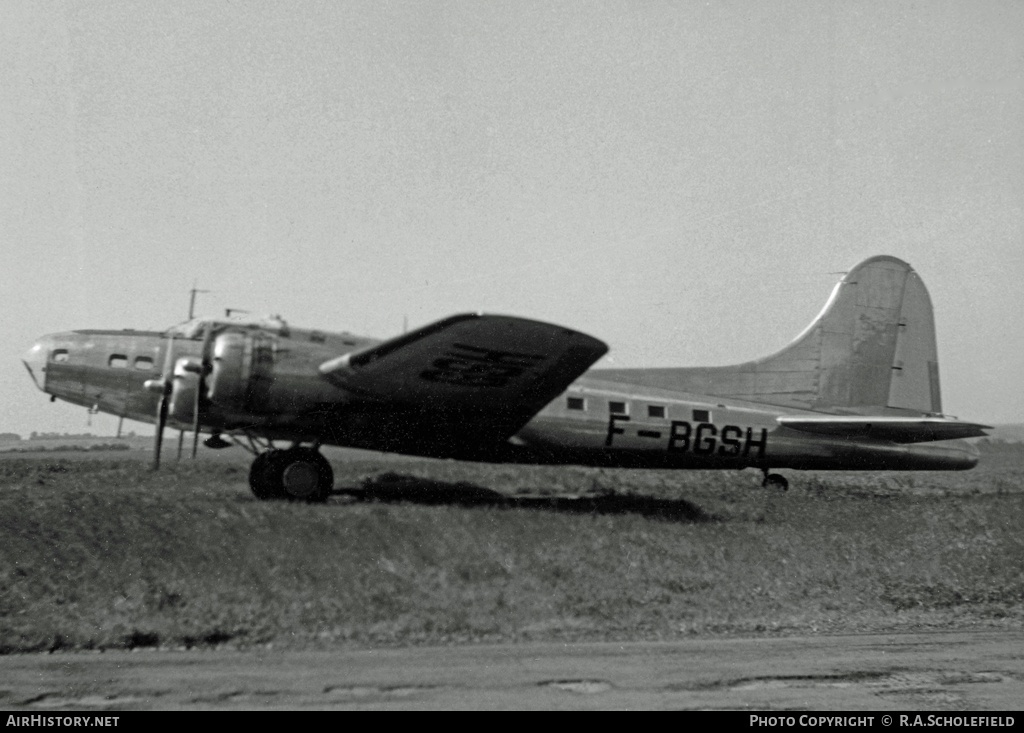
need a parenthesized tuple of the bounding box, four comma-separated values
(22, 336, 54, 391)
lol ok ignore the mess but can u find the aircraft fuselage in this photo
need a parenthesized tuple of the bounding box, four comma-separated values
(23, 323, 979, 473)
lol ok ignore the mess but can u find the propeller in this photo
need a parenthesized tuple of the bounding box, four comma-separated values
(147, 331, 177, 470)
(190, 323, 213, 458)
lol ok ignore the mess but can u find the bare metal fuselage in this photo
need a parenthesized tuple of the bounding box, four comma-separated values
(24, 326, 978, 472)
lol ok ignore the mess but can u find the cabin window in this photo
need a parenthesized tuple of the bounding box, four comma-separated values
(134, 356, 154, 370)
(692, 409, 710, 423)
(609, 401, 628, 415)
(647, 405, 665, 419)
(567, 396, 586, 411)
(51, 349, 68, 363)
(108, 354, 128, 368)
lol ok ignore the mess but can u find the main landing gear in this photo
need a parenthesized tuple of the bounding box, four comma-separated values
(761, 469, 789, 491)
(248, 446, 334, 502)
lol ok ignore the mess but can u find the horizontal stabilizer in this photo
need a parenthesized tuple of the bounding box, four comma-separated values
(320, 313, 607, 442)
(777, 416, 991, 443)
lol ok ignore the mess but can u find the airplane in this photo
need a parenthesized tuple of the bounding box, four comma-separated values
(22, 255, 989, 501)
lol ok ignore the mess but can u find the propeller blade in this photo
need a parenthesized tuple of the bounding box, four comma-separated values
(151, 332, 176, 470)
(192, 322, 213, 459)
(152, 384, 169, 470)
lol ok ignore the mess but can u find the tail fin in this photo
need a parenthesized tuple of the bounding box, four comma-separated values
(593, 256, 943, 415)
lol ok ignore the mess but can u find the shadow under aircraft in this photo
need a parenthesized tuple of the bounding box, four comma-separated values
(336, 472, 715, 523)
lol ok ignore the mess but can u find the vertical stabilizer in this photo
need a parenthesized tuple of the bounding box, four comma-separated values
(592, 256, 943, 415)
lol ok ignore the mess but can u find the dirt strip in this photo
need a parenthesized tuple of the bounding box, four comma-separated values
(1, 631, 1022, 711)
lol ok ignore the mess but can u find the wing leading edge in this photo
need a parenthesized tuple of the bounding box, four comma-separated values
(777, 416, 991, 443)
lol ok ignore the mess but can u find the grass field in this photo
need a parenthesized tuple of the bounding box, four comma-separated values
(1, 443, 1022, 653)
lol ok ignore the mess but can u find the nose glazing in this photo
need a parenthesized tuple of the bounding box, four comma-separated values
(22, 336, 53, 391)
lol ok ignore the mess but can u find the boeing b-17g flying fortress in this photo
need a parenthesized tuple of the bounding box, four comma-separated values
(22, 255, 989, 501)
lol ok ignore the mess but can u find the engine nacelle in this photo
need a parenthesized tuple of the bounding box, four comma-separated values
(203, 328, 346, 418)
(207, 332, 246, 410)
(206, 330, 277, 413)
(167, 356, 201, 423)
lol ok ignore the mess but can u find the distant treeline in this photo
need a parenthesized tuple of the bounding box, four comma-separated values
(29, 432, 97, 440)
(3, 443, 132, 453)
(0, 431, 143, 442)
(27, 431, 137, 440)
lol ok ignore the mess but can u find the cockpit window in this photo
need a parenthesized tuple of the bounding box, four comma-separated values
(51, 349, 69, 363)
(166, 315, 291, 339)
(134, 356, 154, 370)
(165, 319, 212, 339)
(109, 354, 128, 368)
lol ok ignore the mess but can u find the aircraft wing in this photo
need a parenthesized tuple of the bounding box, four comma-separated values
(776, 416, 991, 443)
(319, 313, 607, 441)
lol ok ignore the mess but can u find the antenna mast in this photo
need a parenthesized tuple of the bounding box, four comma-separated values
(188, 285, 210, 320)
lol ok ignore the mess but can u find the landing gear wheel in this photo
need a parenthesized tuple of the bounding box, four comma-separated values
(762, 472, 789, 491)
(279, 448, 333, 502)
(249, 450, 284, 500)
(249, 448, 333, 503)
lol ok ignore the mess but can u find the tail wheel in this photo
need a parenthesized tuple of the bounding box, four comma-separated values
(249, 448, 333, 503)
(762, 472, 789, 491)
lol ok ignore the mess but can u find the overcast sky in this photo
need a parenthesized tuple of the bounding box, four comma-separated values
(2, 0, 1022, 436)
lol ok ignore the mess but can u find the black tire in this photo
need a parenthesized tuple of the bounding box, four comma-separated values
(249, 450, 285, 500)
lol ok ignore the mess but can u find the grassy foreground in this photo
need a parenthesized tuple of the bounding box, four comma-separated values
(1, 445, 1022, 653)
